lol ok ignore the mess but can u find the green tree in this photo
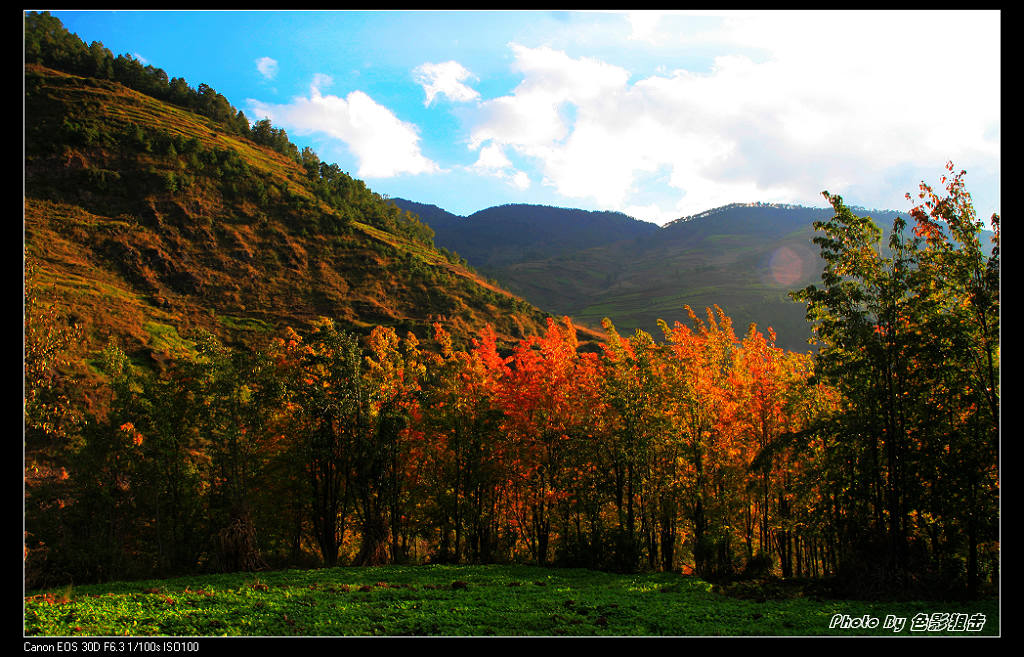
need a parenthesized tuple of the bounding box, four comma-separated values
(184, 332, 271, 571)
(792, 165, 999, 595)
(599, 319, 665, 571)
(903, 164, 999, 595)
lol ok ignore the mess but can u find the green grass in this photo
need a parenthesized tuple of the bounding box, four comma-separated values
(142, 321, 197, 358)
(215, 313, 273, 333)
(24, 566, 999, 637)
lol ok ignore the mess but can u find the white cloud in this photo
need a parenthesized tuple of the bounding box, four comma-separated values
(463, 13, 1000, 223)
(468, 143, 531, 190)
(467, 44, 639, 208)
(507, 43, 630, 103)
(247, 77, 439, 178)
(311, 72, 333, 90)
(626, 11, 665, 43)
(413, 60, 480, 106)
(510, 171, 531, 190)
(473, 143, 514, 170)
(256, 56, 278, 80)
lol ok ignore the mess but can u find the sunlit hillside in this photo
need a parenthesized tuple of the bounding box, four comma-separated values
(24, 62, 576, 375)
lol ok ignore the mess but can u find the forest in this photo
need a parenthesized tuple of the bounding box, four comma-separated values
(25, 166, 999, 600)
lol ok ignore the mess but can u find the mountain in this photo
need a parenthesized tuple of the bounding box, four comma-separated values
(474, 203, 840, 352)
(23, 58, 571, 378)
(556, 203, 852, 351)
(392, 199, 992, 353)
(390, 199, 660, 268)
(389, 198, 844, 351)
(23, 12, 994, 368)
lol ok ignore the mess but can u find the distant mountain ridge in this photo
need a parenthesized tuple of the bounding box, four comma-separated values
(391, 198, 994, 353)
(666, 201, 821, 225)
(391, 199, 659, 269)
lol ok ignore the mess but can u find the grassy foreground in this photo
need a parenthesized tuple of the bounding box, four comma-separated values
(24, 565, 999, 637)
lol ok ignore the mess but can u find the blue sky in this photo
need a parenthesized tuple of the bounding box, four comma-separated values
(46, 10, 1000, 226)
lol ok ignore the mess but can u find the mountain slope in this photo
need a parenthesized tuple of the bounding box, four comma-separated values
(24, 62, 564, 372)
(395, 200, 948, 353)
(490, 204, 836, 351)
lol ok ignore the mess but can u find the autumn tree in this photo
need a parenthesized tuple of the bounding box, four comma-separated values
(268, 321, 367, 567)
(498, 318, 580, 565)
(541, 323, 609, 569)
(419, 323, 508, 563)
(355, 326, 427, 565)
(651, 307, 742, 577)
(733, 324, 828, 576)
(599, 319, 670, 571)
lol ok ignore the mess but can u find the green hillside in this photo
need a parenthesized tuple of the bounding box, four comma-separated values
(544, 204, 844, 352)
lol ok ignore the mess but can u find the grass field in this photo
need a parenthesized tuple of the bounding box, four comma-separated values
(23, 565, 999, 637)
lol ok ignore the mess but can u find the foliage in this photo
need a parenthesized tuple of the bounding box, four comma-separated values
(25, 307, 836, 588)
(791, 163, 999, 596)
